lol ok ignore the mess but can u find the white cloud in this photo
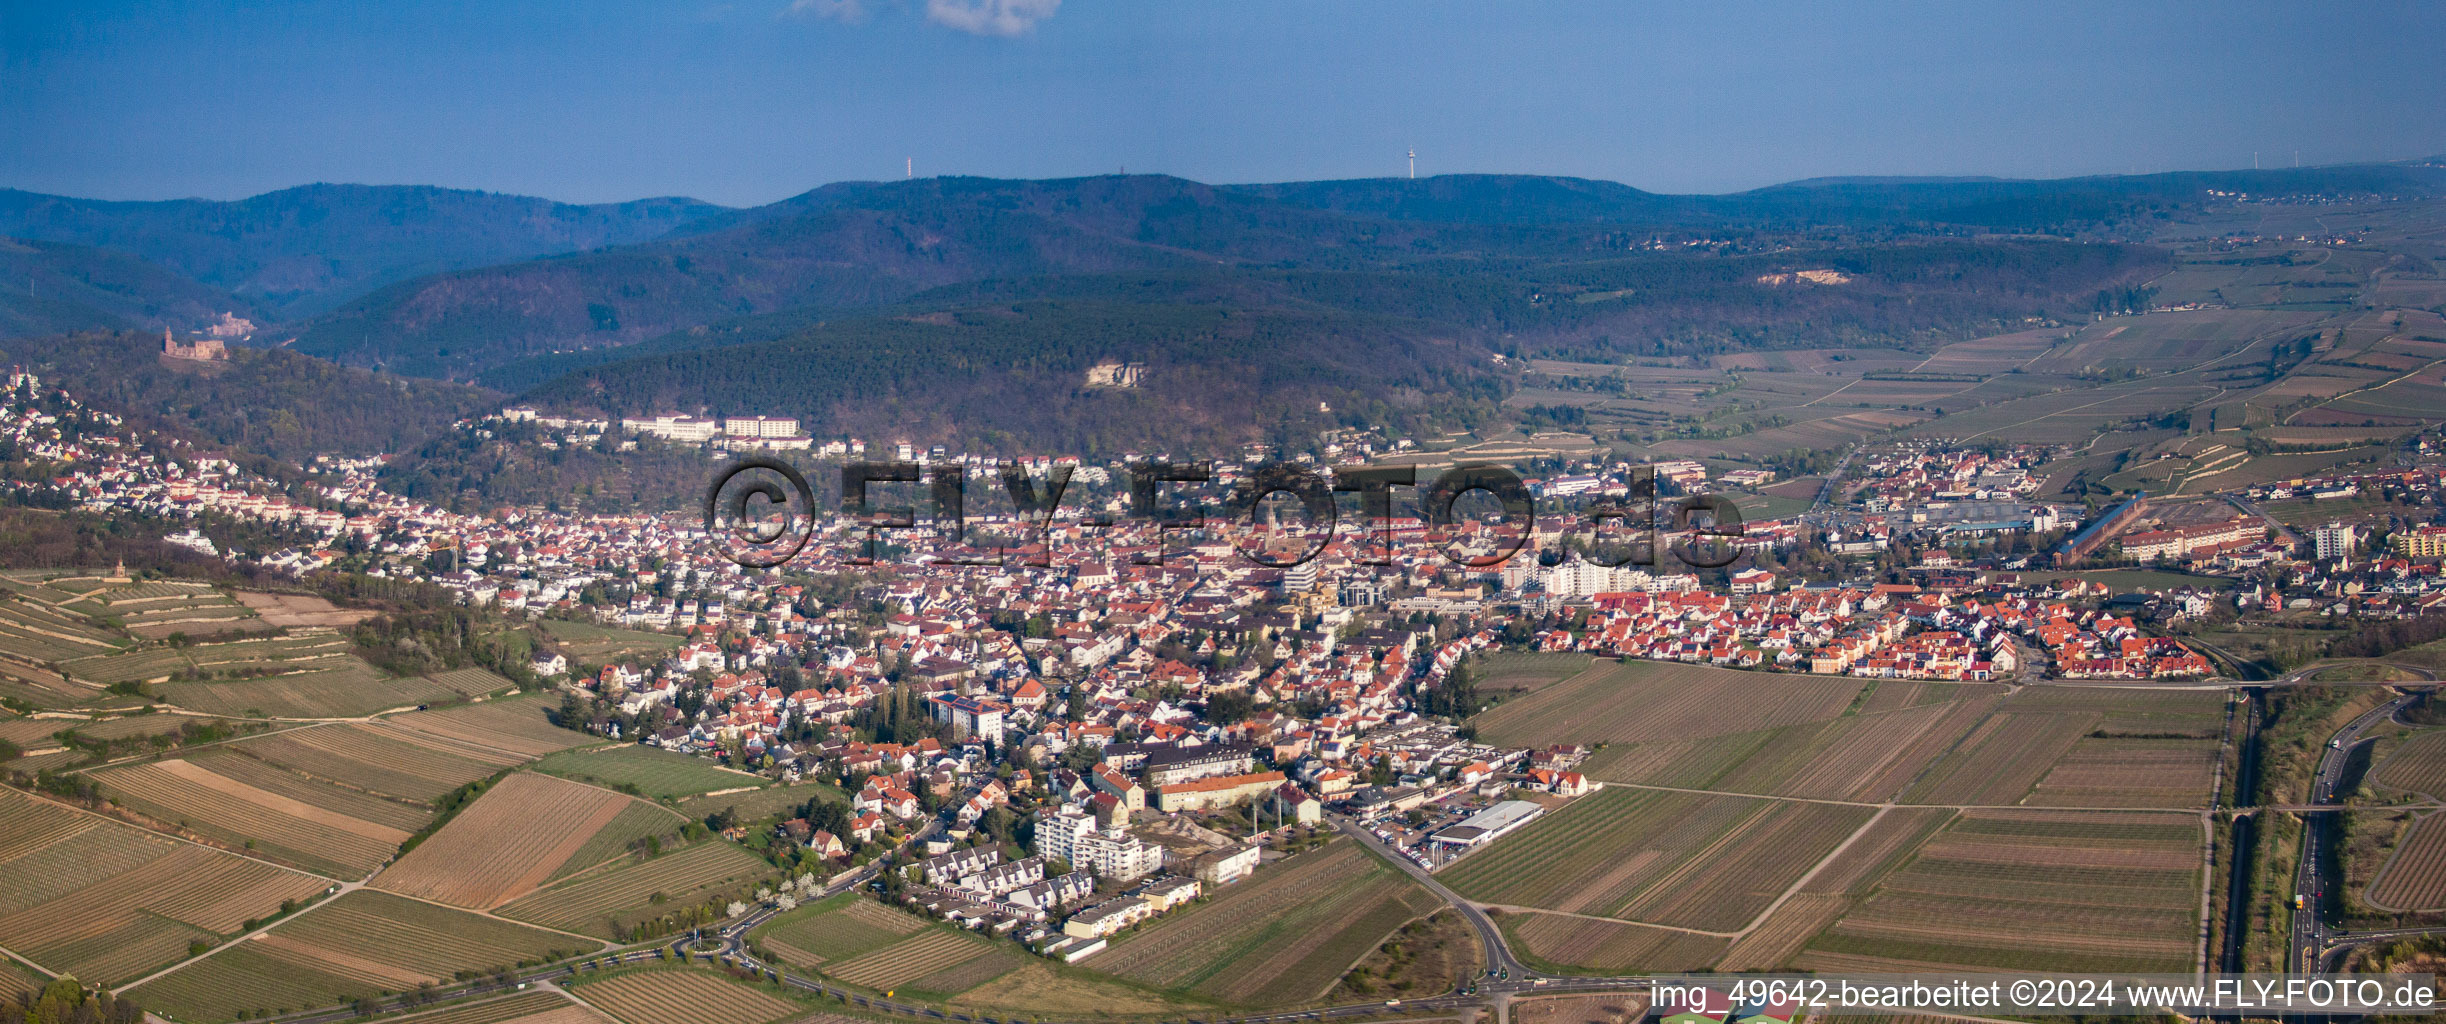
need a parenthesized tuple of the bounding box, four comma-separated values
(923, 0, 1058, 36)
(786, 0, 869, 23)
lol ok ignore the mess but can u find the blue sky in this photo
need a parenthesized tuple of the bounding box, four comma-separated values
(4, 0, 2442, 207)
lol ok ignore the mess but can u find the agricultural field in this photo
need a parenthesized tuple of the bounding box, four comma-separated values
(155, 659, 467, 719)
(494, 838, 773, 937)
(1583, 696, 1998, 803)
(387, 694, 594, 758)
(378, 772, 676, 908)
(675, 781, 849, 823)
(1716, 892, 1857, 972)
(1799, 808, 1961, 899)
(62, 630, 356, 687)
(532, 743, 761, 799)
(383, 990, 613, 1024)
(55, 645, 193, 685)
(226, 721, 523, 803)
(0, 658, 105, 709)
(1447, 681, 2228, 974)
(1086, 839, 1445, 1007)
(823, 929, 1017, 994)
(2025, 736, 2222, 808)
(950, 962, 1211, 1016)
(1613, 801, 1874, 931)
(539, 619, 684, 662)
(0, 590, 125, 665)
(1470, 651, 1600, 697)
(1498, 913, 1730, 975)
(1472, 660, 1862, 748)
(2034, 310, 2326, 375)
(1440, 787, 1868, 930)
(1903, 687, 2226, 808)
(0, 713, 65, 748)
(107, 587, 269, 640)
(90, 753, 421, 878)
(0, 788, 330, 986)
(751, 891, 928, 968)
(0, 958, 41, 1000)
(60, 710, 231, 743)
(2371, 730, 2446, 799)
(129, 890, 593, 1024)
(1510, 993, 1649, 1024)
(4, 749, 84, 776)
(1796, 810, 2202, 974)
(568, 968, 800, 1024)
(2367, 813, 2446, 912)
(428, 666, 516, 694)
(232, 591, 373, 629)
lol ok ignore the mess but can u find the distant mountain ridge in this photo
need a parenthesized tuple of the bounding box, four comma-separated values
(276, 165, 2271, 380)
(3, 161, 2435, 443)
(0, 183, 727, 318)
(288, 174, 1552, 378)
(1226, 163, 2446, 226)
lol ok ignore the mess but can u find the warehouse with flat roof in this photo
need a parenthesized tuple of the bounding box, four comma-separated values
(1427, 799, 1545, 852)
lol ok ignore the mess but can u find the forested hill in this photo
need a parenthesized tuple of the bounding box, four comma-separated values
(288, 174, 1579, 380)
(0, 184, 725, 318)
(490, 239, 2156, 458)
(0, 237, 263, 340)
(478, 236, 2163, 396)
(290, 171, 2204, 382)
(0, 330, 498, 460)
(514, 300, 1505, 456)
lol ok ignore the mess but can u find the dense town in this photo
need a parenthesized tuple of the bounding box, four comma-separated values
(12, 366, 2446, 957)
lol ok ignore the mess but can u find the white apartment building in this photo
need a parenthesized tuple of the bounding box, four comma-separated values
(1501, 556, 1659, 598)
(1034, 805, 1099, 864)
(724, 416, 802, 438)
(623, 415, 720, 442)
(1036, 805, 1163, 880)
(2313, 521, 2361, 561)
(1073, 830, 1164, 881)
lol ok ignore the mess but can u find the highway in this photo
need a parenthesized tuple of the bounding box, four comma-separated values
(2289, 692, 2416, 973)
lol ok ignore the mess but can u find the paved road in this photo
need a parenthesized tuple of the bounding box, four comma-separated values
(2315, 924, 2446, 971)
(2223, 494, 2301, 549)
(2273, 660, 2439, 686)
(2290, 692, 2416, 973)
(1809, 448, 1857, 512)
(1327, 813, 1529, 980)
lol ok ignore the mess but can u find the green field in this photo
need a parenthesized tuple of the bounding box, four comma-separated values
(495, 839, 774, 937)
(155, 661, 465, 719)
(675, 781, 850, 822)
(1469, 650, 1598, 695)
(539, 620, 683, 662)
(532, 744, 761, 799)
(129, 890, 593, 1023)
(1440, 787, 1864, 928)
(1084, 840, 1444, 1007)
(750, 891, 929, 968)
